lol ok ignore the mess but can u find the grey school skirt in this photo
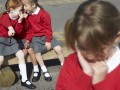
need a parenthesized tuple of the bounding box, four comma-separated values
(17, 39, 33, 49)
(0, 37, 20, 56)
(32, 36, 59, 53)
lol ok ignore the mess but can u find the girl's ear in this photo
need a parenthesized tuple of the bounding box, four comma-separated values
(9, 8, 13, 11)
(32, 3, 36, 8)
(114, 31, 120, 44)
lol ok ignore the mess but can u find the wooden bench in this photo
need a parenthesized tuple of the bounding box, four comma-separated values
(3, 46, 73, 65)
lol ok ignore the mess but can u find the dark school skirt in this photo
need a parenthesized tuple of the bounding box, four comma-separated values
(0, 37, 20, 56)
(17, 39, 33, 50)
(32, 36, 59, 53)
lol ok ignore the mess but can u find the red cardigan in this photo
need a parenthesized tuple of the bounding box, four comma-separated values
(0, 13, 23, 37)
(56, 53, 120, 90)
(28, 9, 52, 42)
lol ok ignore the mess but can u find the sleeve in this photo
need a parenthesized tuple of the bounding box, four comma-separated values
(1, 14, 12, 28)
(42, 11, 52, 42)
(93, 82, 113, 90)
(23, 18, 33, 41)
(56, 55, 93, 90)
(93, 72, 120, 90)
(116, 78, 120, 90)
(115, 69, 120, 90)
(14, 23, 23, 34)
(25, 29, 33, 41)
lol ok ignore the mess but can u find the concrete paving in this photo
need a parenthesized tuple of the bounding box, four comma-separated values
(0, 65, 61, 90)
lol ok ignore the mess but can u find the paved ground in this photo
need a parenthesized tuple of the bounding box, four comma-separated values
(0, 65, 61, 90)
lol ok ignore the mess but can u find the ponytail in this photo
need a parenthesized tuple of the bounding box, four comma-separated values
(33, 0, 44, 9)
(64, 17, 76, 50)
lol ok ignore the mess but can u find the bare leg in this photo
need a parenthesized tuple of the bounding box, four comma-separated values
(15, 50, 36, 89)
(28, 48, 38, 66)
(28, 48, 40, 82)
(35, 52, 52, 81)
(0, 56, 4, 67)
(53, 46, 64, 66)
(35, 53, 45, 67)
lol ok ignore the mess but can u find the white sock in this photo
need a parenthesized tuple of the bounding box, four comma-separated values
(41, 66, 47, 72)
(33, 65, 39, 77)
(61, 63, 63, 66)
(34, 65, 39, 72)
(19, 64, 29, 83)
(41, 66, 50, 77)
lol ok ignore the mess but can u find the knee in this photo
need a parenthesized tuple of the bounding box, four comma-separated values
(54, 46, 62, 54)
(0, 56, 4, 65)
(28, 48, 34, 55)
(16, 50, 24, 59)
(35, 52, 42, 57)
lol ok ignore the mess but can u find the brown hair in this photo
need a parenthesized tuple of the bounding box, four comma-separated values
(65, 0, 120, 53)
(0, 0, 23, 16)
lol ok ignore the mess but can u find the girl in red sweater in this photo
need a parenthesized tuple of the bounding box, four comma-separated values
(21, 0, 65, 82)
(0, 0, 36, 89)
(14, 13, 40, 82)
(56, 0, 120, 90)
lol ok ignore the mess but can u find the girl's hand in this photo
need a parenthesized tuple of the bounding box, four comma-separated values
(76, 48, 93, 76)
(8, 26, 15, 36)
(24, 40, 30, 49)
(92, 61, 108, 84)
(18, 13, 24, 23)
(45, 42, 51, 50)
(23, 12, 28, 18)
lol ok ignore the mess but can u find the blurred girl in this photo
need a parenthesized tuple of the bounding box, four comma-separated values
(56, 0, 120, 90)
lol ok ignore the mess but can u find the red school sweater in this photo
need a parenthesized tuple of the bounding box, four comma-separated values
(0, 13, 23, 37)
(56, 53, 120, 90)
(28, 9, 52, 42)
(14, 18, 33, 41)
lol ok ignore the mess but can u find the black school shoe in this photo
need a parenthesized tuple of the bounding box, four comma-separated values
(21, 80, 36, 89)
(32, 72, 41, 82)
(43, 71, 52, 82)
(19, 75, 22, 80)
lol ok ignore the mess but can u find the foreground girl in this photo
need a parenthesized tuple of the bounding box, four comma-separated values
(56, 0, 120, 90)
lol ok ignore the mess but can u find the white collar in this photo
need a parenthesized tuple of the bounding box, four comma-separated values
(31, 7, 40, 15)
(107, 46, 120, 73)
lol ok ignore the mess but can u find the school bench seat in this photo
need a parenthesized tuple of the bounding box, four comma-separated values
(3, 46, 73, 65)
(3, 32, 73, 65)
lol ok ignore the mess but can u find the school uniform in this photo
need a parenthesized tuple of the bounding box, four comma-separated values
(27, 7, 59, 53)
(0, 13, 36, 89)
(14, 18, 34, 49)
(0, 13, 23, 56)
(56, 47, 120, 90)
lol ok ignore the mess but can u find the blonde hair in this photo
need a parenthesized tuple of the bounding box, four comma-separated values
(21, 0, 43, 9)
(65, 1, 120, 53)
